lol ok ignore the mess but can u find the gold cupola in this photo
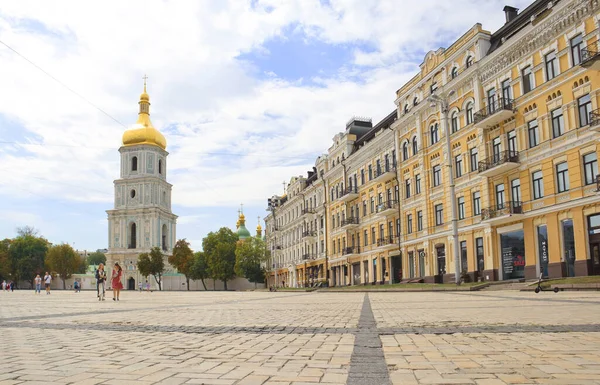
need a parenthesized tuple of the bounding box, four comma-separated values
(122, 77, 167, 150)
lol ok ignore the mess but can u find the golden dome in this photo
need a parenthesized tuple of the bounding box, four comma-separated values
(122, 79, 166, 150)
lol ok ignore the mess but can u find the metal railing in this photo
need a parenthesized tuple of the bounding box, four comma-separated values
(301, 208, 316, 215)
(302, 254, 316, 260)
(342, 246, 360, 255)
(590, 108, 600, 127)
(373, 164, 397, 179)
(376, 236, 398, 247)
(339, 186, 358, 198)
(473, 97, 514, 124)
(302, 230, 316, 238)
(581, 41, 599, 66)
(478, 150, 519, 173)
(481, 201, 523, 221)
(274, 245, 282, 250)
(341, 217, 359, 227)
(376, 200, 398, 213)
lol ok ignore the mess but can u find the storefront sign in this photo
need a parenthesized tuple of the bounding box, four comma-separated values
(502, 247, 513, 274)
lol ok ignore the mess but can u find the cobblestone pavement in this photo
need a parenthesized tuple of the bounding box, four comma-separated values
(0, 290, 599, 384)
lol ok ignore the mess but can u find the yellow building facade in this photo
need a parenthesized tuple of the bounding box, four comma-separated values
(264, 0, 600, 287)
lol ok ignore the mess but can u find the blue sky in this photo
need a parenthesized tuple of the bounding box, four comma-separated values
(0, 0, 531, 252)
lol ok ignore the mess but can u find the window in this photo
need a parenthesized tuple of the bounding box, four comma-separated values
(158, 159, 162, 174)
(364, 230, 368, 246)
(502, 79, 512, 101)
(396, 219, 401, 237)
(511, 178, 521, 203)
(451, 67, 458, 79)
(551, 108, 564, 138)
(466, 56, 473, 68)
(487, 88, 497, 113)
(131, 156, 138, 171)
(388, 221, 394, 237)
(430, 123, 439, 144)
(571, 34, 583, 66)
(405, 179, 411, 199)
(455, 155, 463, 178)
(413, 97, 418, 106)
(404, 104, 409, 114)
(394, 185, 399, 202)
(130, 189, 136, 198)
(583, 153, 598, 185)
(556, 162, 569, 193)
(451, 112, 459, 133)
(507, 130, 517, 153)
(361, 169, 365, 184)
(433, 165, 441, 187)
(578, 94, 592, 127)
(522, 66, 533, 94)
(470, 148, 478, 172)
(528, 120, 539, 148)
(430, 82, 438, 94)
(362, 201, 367, 216)
(476, 237, 484, 272)
(492, 137, 501, 162)
(376, 159, 381, 175)
(532, 170, 544, 200)
(472, 191, 481, 216)
(466, 102, 474, 125)
(412, 137, 418, 155)
(392, 150, 397, 167)
(417, 211, 423, 231)
(371, 227, 376, 244)
(370, 197, 375, 213)
(414, 174, 420, 194)
(407, 214, 413, 234)
(435, 204, 443, 226)
(384, 155, 390, 171)
(495, 184, 505, 208)
(545, 51, 558, 81)
(458, 197, 465, 220)
(403, 142, 409, 160)
(129, 223, 137, 249)
(368, 165, 373, 180)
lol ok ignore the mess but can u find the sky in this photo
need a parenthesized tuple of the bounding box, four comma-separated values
(0, 0, 532, 252)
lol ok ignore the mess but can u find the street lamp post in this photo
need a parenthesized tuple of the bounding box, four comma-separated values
(428, 91, 461, 285)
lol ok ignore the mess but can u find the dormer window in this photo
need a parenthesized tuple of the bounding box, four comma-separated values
(404, 104, 409, 114)
(466, 56, 473, 68)
(131, 156, 138, 171)
(430, 82, 438, 94)
(413, 97, 418, 106)
(451, 67, 458, 79)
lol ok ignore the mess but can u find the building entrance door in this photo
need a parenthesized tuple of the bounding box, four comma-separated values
(127, 277, 135, 290)
(391, 255, 402, 283)
(591, 243, 600, 276)
(435, 246, 446, 283)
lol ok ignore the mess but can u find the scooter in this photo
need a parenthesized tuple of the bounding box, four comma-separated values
(534, 273, 559, 293)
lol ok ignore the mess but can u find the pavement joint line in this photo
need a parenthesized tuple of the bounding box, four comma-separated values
(448, 291, 600, 305)
(347, 293, 391, 385)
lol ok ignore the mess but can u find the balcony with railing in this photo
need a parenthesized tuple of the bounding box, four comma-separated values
(372, 165, 397, 184)
(273, 245, 282, 251)
(342, 246, 360, 256)
(302, 230, 317, 240)
(376, 236, 398, 250)
(481, 201, 523, 225)
(590, 109, 600, 132)
(302, 253, 317, 261)
(375, 200, 398, 217)
(473, 97, 515, 128)
(478, 150, 520, 177)
(341, 216, 360, 229)
(581, 41, 600, 71)
(338, 186, 359, 202)
(301, 208, 316, 217)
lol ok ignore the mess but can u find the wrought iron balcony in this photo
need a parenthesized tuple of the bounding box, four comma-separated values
(581, 41, 600, 70)
(341, 217, 359, 229)
(342, 246, 360, 256)
(375, 200, 398, 216)
(338, 186, 359, 202)
(301, 208, 316, 216)
(273, 245, 282, 250)
(302, 230, 317, 239)
(302, 253, 316, 261)
(481, 201, 523, 225)
(473, 97, 515, 128)
(372, 165, 397, 184)
(478, 150, 520, 177)
(376, 236, 398, 250)
(590, 108, 600, 131)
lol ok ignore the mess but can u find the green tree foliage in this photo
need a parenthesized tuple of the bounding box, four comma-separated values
(9, 233, 49, 288)
(203, 228, 238, 290)
(45, 243, 81, 290)
(169, 239, 194, 290)
(87, 251, 107, 266)
(0, 239, 12, 282)
(235, 236, 269, 288)
(137, 247, 165, 290)
(189, 251, 209, 290)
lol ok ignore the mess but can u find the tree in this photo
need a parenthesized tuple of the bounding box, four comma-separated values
(203, 228, 238, 290)
(16, 225, 38, 237)
(189, 251, 209, 290)
(45, 244, 80, 290)
(235, 237, 269, 288)
(137, 247, 165, 290)
(169, 239, 194, 290)
(87, 251, 106, 266)
(0, 239, 12, 282)
(8, 233, 49, 288)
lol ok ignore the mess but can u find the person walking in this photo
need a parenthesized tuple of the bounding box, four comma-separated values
(34, 274, 42, 294)
(2, 280, 6, 292)
(138, 282, 142, 292)
(43, 272, 52, 294)
(96, 263, 106, 301)
(145, 280, 150, 292)
(9, 281, 14, 292)
(111, 262, 123, 301)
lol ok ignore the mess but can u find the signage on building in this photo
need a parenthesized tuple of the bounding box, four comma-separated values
(540, 239, 548, 264)
(502, 247, 513, 274)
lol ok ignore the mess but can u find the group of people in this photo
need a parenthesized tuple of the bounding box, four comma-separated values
(1, 280, 15, 292)
(94, 262, 123, 301)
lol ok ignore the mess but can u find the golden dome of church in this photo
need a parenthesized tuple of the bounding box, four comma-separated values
(122, 78, 167, 150)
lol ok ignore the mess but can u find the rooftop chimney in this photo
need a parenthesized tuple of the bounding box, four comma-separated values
(503, 6, 519, 23)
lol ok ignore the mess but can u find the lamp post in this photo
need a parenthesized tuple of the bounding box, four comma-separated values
(428, 91, 461, 285)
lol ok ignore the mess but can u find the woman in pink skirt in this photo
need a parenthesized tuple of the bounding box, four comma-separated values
(111, 262, 123, 301)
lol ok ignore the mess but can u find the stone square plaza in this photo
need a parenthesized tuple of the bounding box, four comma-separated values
(1, 291, 600, 385)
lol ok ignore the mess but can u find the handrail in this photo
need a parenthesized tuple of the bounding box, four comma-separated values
(481, 201, 523, 220)
(478, 150, 519, 173)
(473, 97, 514, 124)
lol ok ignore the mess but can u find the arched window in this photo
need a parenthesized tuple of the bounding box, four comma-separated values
(466, 55, 473, 68)
(404, 104, 409, 114)
(451, 67, 458, 79)
(430, 123, 439, 145)
(162, 224, 168, 251)
(412, 136, 418, 155)
(413, 97, 419, 106)
(451, 111, 459, 133)
(158, 159, 162, 174)
(402, 142, 409, 161)
(466, 102, 474, 125)
(131, 156, 138, 172)
(129, 223, 136, 249)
